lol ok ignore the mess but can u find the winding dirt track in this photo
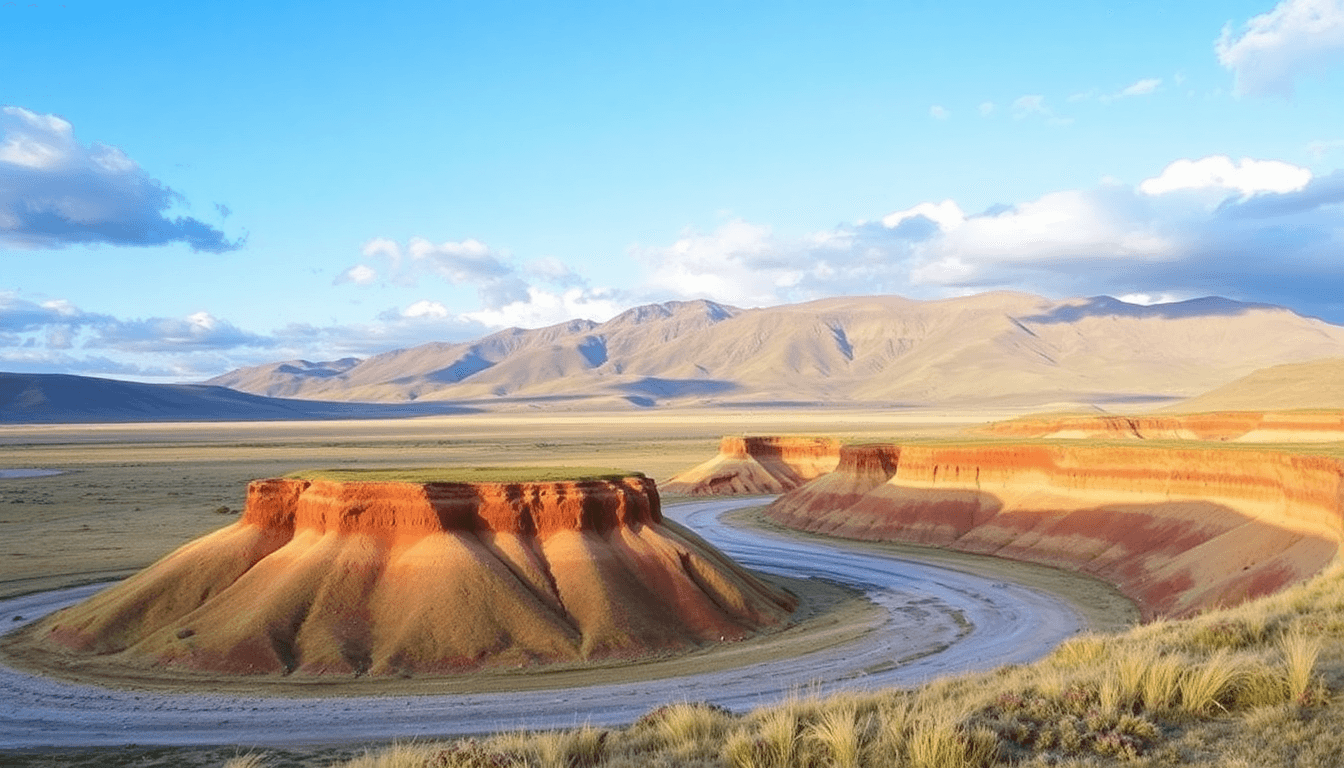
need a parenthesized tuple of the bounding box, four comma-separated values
(0, 498, 1084, 748)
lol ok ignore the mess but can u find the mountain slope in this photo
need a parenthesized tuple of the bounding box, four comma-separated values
(1166, 357, 1344, 413)
(208, 294, 1344, 410)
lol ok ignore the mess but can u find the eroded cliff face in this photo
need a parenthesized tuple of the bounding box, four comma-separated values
(35, 477, 796, 676)
(985, 411, 1344, 442)
(662, 436, 842, 495)
(765, 443, 1344, 619)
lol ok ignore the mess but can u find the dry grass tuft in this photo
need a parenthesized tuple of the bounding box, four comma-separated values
(1280, 627, 1328, 706)
(806, 704, 865, 768)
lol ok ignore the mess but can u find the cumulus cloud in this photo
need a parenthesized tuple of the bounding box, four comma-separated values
(0, 106, 240, 252)
(634, 154, 1344, 322)
(1138, 156, 1313, 196)
(463, 287, 624, 329)
(0, 291, 274, 354)
(345, 236, 521, 304)
(0, 291, 285, 378)
(92, 311, 274, 353)
(1217, 0, 1344, 96)
(343, 235, 621, 332)
(929, 105, 950, 120)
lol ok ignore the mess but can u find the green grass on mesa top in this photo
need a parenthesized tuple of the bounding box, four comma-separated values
(285, 467, 643, 483)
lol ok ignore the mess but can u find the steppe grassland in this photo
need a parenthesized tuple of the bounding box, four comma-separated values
(0, 407, 981, 599)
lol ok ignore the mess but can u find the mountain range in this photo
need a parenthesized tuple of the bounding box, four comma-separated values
(0, 373, 471, 424)
(9, 292, 1344, 423)
(206, 292, 1344, 411)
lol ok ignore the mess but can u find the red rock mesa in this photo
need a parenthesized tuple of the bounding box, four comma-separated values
(662, 436, 842, 495)
(765, 442, 1344, 619)
(34, 476, 796, 676)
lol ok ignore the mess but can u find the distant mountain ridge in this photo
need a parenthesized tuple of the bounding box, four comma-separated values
(206, 293, 1344, 411)
(0, 373, 471, 423)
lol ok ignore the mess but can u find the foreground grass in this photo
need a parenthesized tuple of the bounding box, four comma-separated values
(228, 564, 1344, 768)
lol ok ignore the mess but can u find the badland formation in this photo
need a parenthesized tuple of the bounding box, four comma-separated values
(25, 475, 795, 676)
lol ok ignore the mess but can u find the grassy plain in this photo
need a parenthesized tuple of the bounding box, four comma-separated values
(0, 408, 985, 601)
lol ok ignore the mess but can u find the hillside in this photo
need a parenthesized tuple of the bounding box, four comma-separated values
(1167, 357, 1344, 413)
(209, 293, 1344, 411)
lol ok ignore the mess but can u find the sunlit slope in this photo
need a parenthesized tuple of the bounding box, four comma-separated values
(209, 293, 1344, 409)
(1168, 357, 1344, 413)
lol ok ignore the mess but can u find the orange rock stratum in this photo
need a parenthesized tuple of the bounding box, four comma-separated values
(35, 476, 796, 676)
(765, 442, 1344, 619)
(662, 436, 842, 495)
(985, 411, 1344, 442)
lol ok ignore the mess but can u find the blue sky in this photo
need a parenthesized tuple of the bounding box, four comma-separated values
(4, 0, 1344, 380)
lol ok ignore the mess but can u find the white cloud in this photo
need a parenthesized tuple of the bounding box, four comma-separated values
(334, 264, 377, 285)
(1217, 0, 1344, 96)
(978, 101, 995, 116)
(1138, 155, 1312, 196)
(526, 255, 586, 287)
(402, 299, 451, 319)
(635, 219, 790, 307)
(463, 287, 623, 329)
(882, 200, 966, 231)
(1108, 78, 1162, 101)
(1119, 78, 1162, 97)
(0, 106, 240, 252)
(94, 311, 273, 352)
(347, 236, 532, 307)
(1117, 292, 1192, 306)
(632, 156, 1344, 322)
(929, 105, 950, 120)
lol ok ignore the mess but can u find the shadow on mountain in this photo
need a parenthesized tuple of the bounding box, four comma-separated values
(1021, 296, 1274, 324)
(618, 377, 740, 398)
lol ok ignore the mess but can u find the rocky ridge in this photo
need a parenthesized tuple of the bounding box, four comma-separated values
(662, 436, 842, 495)
(764, 442, 1344, 619)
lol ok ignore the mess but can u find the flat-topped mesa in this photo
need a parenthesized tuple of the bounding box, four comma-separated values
(766, 442, 1344, 619)
(662, 436, 842, 495)
(985, 411, 1344, 442)
(242, 476, 662, 537)
(33, 475, 796, 677)
(771, 445, 902, 521)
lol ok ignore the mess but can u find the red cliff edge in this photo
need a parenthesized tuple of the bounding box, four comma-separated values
(35, 476, 796, 676)
(765, 443, 1344, 619)
(662, 436, 842, 495)
(985, 411, 1344, 442)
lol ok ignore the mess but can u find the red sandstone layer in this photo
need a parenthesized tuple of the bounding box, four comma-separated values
(765, 443, 1344, 619)
(662, 436, 842, 495)
(985, 411, 1344, 442)
(37, 477, 796, 676)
